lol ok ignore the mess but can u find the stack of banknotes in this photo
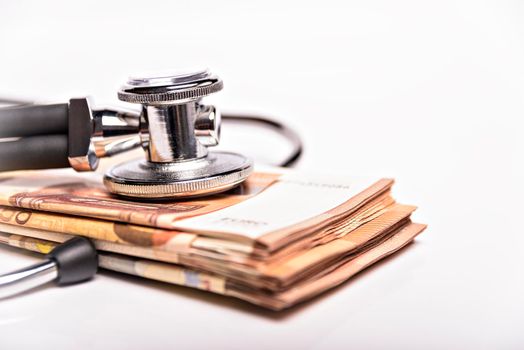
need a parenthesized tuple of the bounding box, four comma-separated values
(0, 168, 425, 310)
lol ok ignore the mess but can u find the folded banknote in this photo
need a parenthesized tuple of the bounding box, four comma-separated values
(0, 168, 425, 310)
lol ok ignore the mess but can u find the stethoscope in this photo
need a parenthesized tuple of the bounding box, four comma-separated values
(0, 69, 303, 298)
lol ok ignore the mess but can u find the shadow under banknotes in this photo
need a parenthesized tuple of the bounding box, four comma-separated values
(97, 241, 421, 322)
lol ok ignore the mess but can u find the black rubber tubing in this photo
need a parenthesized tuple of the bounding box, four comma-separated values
(222, 114, 303, 167)
(0, 103, 68, 138)
(0, 134, 69, 171)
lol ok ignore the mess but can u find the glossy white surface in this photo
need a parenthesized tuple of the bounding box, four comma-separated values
(0, 1, 523, 348)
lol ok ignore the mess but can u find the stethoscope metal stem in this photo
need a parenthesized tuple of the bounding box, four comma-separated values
(0, 260, 57, 299)
(0, 237, 98, 300)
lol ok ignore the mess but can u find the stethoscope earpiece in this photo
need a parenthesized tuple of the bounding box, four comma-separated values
(0, 237, 97, 299)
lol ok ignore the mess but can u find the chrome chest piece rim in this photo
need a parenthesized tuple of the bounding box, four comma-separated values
(104, 152, 253, 199)
(103, 69, 253, 199)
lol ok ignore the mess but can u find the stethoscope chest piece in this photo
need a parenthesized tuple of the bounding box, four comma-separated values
(103, 70, 253, 199)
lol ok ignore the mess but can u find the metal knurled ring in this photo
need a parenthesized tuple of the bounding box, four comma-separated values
(103, 166, 252, 198)
(117, 80, 224, 104)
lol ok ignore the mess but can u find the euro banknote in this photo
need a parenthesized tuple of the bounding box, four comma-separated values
(0, 202, 418, 290)
(0, 168, 425, 309)
(0, 221, 425, 310)
(0, 169, 393, 253)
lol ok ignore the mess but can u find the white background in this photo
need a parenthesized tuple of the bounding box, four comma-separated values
(0, 0, 523, 349)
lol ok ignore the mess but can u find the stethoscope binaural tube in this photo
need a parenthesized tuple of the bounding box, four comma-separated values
(0, 134, 70, 171)
(0, 103, 304, 171)
(0, 101, 71, 171)
(0, 103, 69, 138)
